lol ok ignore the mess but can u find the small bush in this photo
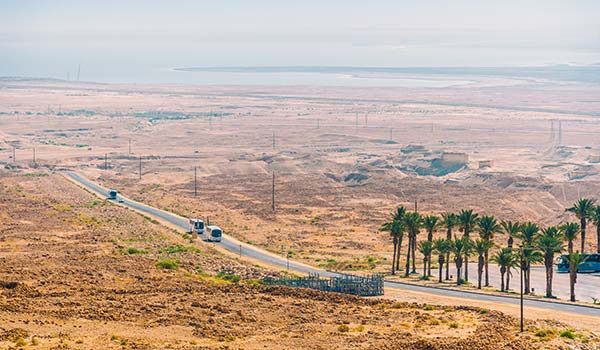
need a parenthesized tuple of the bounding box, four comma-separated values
(535, 329, 554, 338)
(355, 325, 365, 332)
(423, 304, 434, 311)
(216, 271, 241, 283)
(159, 245, 201, 254)
(155, 259, 179, 270)
(125, 247, 148, 255)
(420, 275, 430, 281)
(560, 329, 575, 339)
(14, 337, 27, 347)
(479, 308, 489, 314)
(449, 322, 459, 329)
(338, 324, 350, 332)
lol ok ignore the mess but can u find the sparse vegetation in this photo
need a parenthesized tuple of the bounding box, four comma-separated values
(155, 259, 179, 270)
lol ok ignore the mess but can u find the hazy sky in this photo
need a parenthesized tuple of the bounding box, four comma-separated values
(1, 0, 599, 81)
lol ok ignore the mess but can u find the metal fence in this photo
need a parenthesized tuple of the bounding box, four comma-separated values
(263, 272, 384, 296)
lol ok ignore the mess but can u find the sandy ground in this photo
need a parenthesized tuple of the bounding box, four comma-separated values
(3, 173, 597, 349)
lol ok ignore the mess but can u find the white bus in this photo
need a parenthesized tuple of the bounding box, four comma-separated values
(205, 225, 222, 242)
(188, 219, 205, 239)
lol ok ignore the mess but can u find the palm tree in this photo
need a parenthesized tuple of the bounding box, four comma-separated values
(457, 209, 479, 282)
(568, 251, 588, 302)
(423, 215, 439, 275)
(491, 248, 515, 292)
(403, 212, 423, 275)
(433, 238, 452, 283)
(560, 222, 580, 255)
(441, 213, 458, 280)
(478, 216, 501, 287)
(418, 241, 434, 277)
(380, 206, 407, 272)
(591, 205, 600, 254)
(567, 198, 595, 253)
(474, 239, 494, 289)
(517, 245, 543, 294)
(536, 226, 564, 298)
(451, 236, 471, 285)
(501, 220, 521, 249)
(518, 222, 539, 246)
(380, 219, 405, 275)
(505, 250, 519, 291)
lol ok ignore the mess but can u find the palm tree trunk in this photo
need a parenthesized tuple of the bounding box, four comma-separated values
(484, 250, 489, 287)
(405, 236, 411, 276)
(411, 235, 417, 274)
(456, 260, 462, 286)
(500, 270, 505, 292)
(581, 218, 586, 254)
(464, 256, 469, 282)
(423, 257, 427, 276)
(396, 236, 403, 271)
(427, 255, 432, 276)
(570, 270, 576, 302)
(508, 236, 513, 249)
(391, 239, 397, 275)
(524, 264, 531, 294)
(477, 256, 483, 289)
(546, 262, 553, 298)
(445, 229, 452, 280)
(568, 241, 573, 256)
(506, 268, 511, 291)
(597, 224, 600, 254)
(438, 256, 444, 283)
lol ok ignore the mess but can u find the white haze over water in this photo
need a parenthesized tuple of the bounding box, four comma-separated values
(1, 0, 599, 85)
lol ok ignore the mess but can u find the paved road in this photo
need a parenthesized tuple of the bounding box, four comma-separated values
(440, 263, 600, 303)
(63, 171, 600, 317)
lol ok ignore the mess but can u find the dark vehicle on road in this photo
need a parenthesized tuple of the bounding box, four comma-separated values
(557, 253, 600, 273)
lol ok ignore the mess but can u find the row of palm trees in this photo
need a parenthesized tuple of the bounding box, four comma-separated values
(381, 199, 598, 302)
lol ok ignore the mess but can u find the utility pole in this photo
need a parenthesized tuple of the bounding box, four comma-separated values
(414, 199, 418, 212)
(271, 171, 275, 211)
(12, 146, 15, 162)
(33, 147, 36, 165)
(194, 166, 197, 196)
(558, 120, 563, 146)
(77, 63, 81, 81)
(272, 132, 275, 150)
(520, 250, 524, 332)
(104, 153, 108, 170)
(139, 155, 142, 180)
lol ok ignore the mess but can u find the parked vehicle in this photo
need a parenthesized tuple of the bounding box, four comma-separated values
(556, 253, 600, 273)
(188, 219, 205, 239)
(205, 225, 222, 242)
(108, 189, 118, 200)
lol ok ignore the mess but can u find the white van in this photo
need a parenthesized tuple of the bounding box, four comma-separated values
(188, 218, 205, 239)
(205, 225, 222, 242)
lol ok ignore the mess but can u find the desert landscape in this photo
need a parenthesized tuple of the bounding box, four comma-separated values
(2, 74, 600, 348)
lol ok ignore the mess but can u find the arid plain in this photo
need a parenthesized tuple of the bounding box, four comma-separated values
(2, 76, 600, 348)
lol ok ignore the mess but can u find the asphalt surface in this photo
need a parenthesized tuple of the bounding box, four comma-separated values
(64, 171, 600, 317)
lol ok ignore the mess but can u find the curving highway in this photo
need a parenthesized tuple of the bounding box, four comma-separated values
(63, 171, 600, 317)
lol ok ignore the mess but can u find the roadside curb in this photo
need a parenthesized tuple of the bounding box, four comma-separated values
(385, 279, 600, 311)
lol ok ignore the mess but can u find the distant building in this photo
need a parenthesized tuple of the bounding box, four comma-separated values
(589, 155, 600, 163)
(441, 152, 468, 167)
(401, 144, 427, 154)
(478, 160, 494, 169)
